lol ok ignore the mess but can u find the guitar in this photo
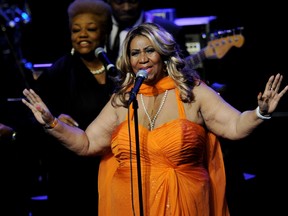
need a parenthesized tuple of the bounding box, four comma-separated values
(185, 34, 245, 69)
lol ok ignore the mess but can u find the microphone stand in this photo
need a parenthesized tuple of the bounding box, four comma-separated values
(131, 98, 144, 216)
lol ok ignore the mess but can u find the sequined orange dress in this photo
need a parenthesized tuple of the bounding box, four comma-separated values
(98, 77, 230, 216)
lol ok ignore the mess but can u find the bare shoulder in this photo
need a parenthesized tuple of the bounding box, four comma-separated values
(99, 95, 127, 125)
(193, 81, 220, 99)
(193, 81, 230, 117)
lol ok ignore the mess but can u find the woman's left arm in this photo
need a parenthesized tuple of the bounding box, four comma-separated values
(199, 73, 288, 140)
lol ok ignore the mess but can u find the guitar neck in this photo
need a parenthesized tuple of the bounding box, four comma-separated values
(184, 49, 207, 69)
(184, 32, 245, 70)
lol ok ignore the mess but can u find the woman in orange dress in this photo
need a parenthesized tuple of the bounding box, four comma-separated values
(22, 23, 288, 216)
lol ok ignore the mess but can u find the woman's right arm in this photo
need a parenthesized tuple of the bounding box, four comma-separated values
(22, 88, 116, 156)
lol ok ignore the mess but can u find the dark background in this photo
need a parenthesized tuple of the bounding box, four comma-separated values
(2, 0, 288, 215)
(22, 0, 288, 109)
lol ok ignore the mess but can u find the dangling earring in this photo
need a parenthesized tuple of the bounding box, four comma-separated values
(71, 48, 75, 55)
(164, 60, 168, 73)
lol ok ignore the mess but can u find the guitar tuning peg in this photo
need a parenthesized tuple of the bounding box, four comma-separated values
(220, 40, 226, 45)
(234, 26, 245, 35)
(217, 30, 224, 36)
(209, 32, 216, 40)
(224, 29, 232, 35)
(201, 33, 207, 40)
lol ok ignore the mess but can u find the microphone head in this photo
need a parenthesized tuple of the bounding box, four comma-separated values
(95, 47, 105, 57)
(136, 70, 148, 79)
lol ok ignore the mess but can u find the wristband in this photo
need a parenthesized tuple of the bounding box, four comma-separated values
(256, 106, 271, 120)
(44, 117, 58, 129)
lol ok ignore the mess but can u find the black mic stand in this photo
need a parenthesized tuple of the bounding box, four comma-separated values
(131, 98, 144, 216)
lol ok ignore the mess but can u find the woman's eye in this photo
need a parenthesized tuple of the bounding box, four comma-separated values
(130, 51, 139, 57)
(146, 48, 155, 54)
(72, 29, 80, 33)
(87, 28, 97, 32)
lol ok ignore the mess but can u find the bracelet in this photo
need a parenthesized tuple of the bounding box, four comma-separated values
(256, 106, 271, 120)
(44, 117, 58, 129)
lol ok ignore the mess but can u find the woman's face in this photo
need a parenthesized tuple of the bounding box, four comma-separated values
(71, 13, 105, 55)
(129, 35, 165, 84)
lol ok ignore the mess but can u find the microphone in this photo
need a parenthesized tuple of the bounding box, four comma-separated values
(95, 47, 118, 76)
(128, 70, 148, 105)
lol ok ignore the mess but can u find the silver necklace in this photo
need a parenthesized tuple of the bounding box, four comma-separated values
(140, 90, 168, 130)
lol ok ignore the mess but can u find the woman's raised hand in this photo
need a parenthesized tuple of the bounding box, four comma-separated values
(22, 89, 55, 126)
(257, 73, 288, 115)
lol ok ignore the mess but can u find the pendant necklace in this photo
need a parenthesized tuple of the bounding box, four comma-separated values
(140, 90, 168, 130)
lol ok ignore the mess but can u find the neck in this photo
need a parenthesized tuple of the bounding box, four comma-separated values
(138, 76, 176, 96)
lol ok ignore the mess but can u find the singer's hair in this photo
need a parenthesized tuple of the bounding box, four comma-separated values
(67, 0, 112, 35)
(111, 22, 200, 107)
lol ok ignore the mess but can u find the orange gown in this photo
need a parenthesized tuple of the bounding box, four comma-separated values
(98, 78, 230, 216)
